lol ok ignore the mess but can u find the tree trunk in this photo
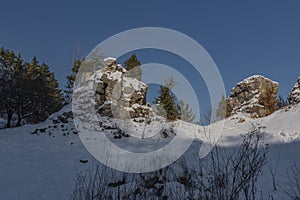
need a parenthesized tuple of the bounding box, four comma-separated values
(5, 113, 12, 128)
(16, 113, 22, 127)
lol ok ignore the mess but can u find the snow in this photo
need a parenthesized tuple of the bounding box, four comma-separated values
(103, 57, 117, 67)
(123, 77, 147, 91)
(108, 70, 123, 80)
(0, 102, 300, 199)
(86, 65, 146, 93)
(233, 74, 279, 91)
(103, 57, 116, 62)
(0, 117, 6, 129)
(0, 119, 93, 199)
(217, 103, 300, 145)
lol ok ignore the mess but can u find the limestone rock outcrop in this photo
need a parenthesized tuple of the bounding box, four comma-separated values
(93, 58, 150, 118)
(226, 75, 279, 118)
(288, 77, 300, 105)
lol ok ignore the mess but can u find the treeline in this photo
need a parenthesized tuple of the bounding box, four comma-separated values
(0, 48, 196, 128)
(155, 77, 195, 122)
(0, 48, 63, 128)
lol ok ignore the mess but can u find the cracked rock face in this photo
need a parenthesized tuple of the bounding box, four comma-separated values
(288, 77, 300, 105)
(226, 75, 279, 118)
(93, 58, 150, 118)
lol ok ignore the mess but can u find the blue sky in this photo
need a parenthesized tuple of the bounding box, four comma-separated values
(1, 0, 300, 117)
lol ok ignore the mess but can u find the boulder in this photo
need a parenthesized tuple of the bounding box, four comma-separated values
(288, 77, 300, 105)
(227, 75, 279, 118)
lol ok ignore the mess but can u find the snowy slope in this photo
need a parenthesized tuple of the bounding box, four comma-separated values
(219, 103, 300, 145)
(0, 104, 300, 199)
(0, 106, 94, 200)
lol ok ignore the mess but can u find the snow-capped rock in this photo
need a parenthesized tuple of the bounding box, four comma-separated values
(288, 77, 300, 105)
(103, 57, 117, 67)
(227, 75, 279, 118)
(75, 58, 150, 119)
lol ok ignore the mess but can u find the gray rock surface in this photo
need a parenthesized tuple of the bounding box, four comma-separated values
(93, 59, 150, 118)
(226, 75, 279, 118)
(288, 77, 300, 105)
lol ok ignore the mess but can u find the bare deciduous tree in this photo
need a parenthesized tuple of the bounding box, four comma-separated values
(71, 126, 268, 200)
(282, 164, 300, 200)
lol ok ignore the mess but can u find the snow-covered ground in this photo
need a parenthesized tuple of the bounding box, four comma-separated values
(0, 121, 93, 199)
(0, 104, 300, 199)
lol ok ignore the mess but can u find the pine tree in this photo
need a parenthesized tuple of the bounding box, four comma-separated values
(124, 53, 142, 81)
(0, 48, 63, 127)
(14, 54, 27, 127)
(0, 48, 17, 127)
(64, 59, 82, 103)
(155, 77, 178, 121)
(16, 58, 63, 124)
(33, 63, 63, 122)
(177, 100, 195, 123)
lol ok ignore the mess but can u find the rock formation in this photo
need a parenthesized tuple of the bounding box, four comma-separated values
(80, 57, 150, 119)
(288, 77, 300, 105)
(226, 75, 279, 118)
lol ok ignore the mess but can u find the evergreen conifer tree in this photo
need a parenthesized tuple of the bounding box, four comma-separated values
(177, 100, 195, 123)
(64, 59, 82, 103)
(0, 48, 63, 127)
(0, 48, 17, 127)
(124, 53, 142, 81)
(155, 77, 178, 121)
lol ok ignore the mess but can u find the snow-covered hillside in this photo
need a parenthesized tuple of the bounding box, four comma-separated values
(0, 103, 300, 199)
(220, 103, 300, 144)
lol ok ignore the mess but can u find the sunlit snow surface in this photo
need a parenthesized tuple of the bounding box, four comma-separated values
(0, 104, 300, 199)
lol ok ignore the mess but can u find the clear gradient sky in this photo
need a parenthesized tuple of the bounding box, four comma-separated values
(1, 0, 300, 114)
